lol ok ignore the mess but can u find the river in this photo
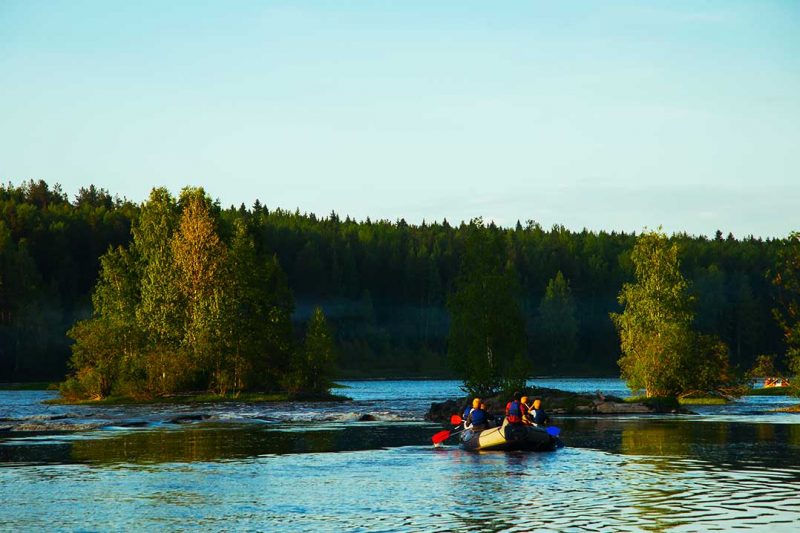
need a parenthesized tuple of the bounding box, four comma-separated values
(1, 379, 799, 531)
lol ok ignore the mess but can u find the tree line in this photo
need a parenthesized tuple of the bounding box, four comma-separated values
(0, 180, 794, 388)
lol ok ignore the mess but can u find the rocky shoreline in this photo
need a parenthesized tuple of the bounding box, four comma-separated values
(425, 386, 694, 423)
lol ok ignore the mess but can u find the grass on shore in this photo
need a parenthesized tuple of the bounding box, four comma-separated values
(678, 397, 728, 405)
(45, 391, 350, 406)
(745, 387, 795, 396)
(621, 394, 731, 407)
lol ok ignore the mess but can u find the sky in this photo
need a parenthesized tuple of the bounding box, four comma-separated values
(1, 1, 798, 238)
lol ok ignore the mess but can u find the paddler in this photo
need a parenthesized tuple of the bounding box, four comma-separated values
(463, 397, 479, 421)
(505, 392, 524, 425)
(466, 400, 489, 431)
(530, 398, 550, 426)
(520, 395, 532, 425)
(463, 397, 480, 426)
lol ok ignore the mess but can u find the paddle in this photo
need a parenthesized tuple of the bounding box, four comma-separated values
(432, 429, 454, 445)
(432, 414, 468, 445)
(546, 426, 560, 437)
(432, 426, 469, 445)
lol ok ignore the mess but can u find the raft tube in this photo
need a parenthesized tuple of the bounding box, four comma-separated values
(459, 420, 557, 452)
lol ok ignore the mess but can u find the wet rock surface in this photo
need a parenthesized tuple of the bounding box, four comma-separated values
(12, 422, 103, 432)
(0, 413, 141, 433)
(169, 414, 212, 424)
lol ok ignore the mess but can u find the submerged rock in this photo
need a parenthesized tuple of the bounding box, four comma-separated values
(115, 420, 150, 428)
(593, 401, 653, 414)
(358, 414, 378, 422)
(168, 414, 212, 424)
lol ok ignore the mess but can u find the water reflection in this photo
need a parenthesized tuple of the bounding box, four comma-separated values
(559, 417, 800, 471)
(0, 423, 439, 466)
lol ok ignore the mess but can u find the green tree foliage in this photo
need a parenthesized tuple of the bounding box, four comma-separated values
(611, 230, 735, 397)
(612, 230, 694, 396)
(135, 188, 183, 348)
(447, 219, 528, 396)
(285, 307, 337, 394)
(534, 271, 578, 373)
(63, 247, 142, 399)
(0, 179, 790, 383)
(171, 189, 233, 393)
(228, 220, 294, 391)
(772, 231, 800, 387)
(132, 189, 187, 395)
(63, 187, 297, 399)
(0, 181, 135, 383)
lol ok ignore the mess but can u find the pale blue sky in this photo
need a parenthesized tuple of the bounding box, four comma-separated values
(1, 1, 798, 237)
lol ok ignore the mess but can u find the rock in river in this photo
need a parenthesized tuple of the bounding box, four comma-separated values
(426, 386, 691, 422)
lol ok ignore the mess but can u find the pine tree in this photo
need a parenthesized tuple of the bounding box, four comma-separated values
(447, 219, 527, 396)
(286, 307, 337, 394)
(535, 271, 578, 373)
(228, 220, 294, 391)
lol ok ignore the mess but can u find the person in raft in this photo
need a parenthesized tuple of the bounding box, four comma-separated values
(520, 395, 533, 424)
(505, 392, 524, 425)
(466, 400, 489, 431)
(530, 398, 550, 426)
(463, 398, 478, 422)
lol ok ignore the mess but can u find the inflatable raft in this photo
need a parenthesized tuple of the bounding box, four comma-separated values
(460, 420, 557, 452)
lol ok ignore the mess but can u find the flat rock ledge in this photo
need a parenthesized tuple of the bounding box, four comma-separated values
(425, 386, 693, 423)
(0, 422, 103, 432)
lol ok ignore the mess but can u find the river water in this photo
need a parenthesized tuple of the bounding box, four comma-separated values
(1, 379, 799, 532)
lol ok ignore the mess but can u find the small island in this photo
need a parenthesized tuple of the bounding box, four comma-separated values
(57, 189, 341, 406)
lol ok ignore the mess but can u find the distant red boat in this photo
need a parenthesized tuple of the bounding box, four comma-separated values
(764, 377, 791, 388)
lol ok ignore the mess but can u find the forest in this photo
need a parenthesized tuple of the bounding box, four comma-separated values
(0, 180, 790, 384)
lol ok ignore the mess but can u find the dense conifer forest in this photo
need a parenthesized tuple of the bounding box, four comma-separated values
(0, 180, 788, 383)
